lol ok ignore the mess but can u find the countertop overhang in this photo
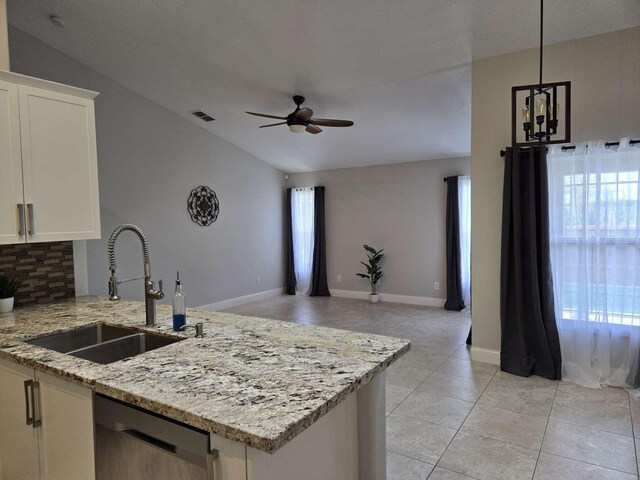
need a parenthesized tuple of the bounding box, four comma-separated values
(0, 297, 410, 453)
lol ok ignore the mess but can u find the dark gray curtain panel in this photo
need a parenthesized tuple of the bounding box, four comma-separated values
(500, 146, 561, 380)
(310, 186, 330, 296)
(445, 177, 465, 311)
(286, 188, 296, 295)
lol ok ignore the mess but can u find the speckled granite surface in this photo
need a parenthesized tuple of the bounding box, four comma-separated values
(0, 297, 409, 453)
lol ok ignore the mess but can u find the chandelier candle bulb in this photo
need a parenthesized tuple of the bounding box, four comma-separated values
(522, 106, 530, 122)
(535, 97, 547, 116)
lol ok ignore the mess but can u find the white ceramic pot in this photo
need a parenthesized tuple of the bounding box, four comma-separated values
(369, 293, 380, 304)
(0, 297, 14, 314)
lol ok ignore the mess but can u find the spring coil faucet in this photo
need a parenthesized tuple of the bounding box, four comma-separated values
(107, 224, 164, 326)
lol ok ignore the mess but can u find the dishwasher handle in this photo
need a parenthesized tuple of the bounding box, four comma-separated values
(120, 428, 177, 455)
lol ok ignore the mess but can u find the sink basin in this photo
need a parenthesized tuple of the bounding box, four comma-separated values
(70, 333, 181, 364)
(26, 324, 137, 353)
(26, 324, 183, 364)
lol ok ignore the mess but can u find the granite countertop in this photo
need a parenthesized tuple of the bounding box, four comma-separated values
(0, 297, 410, 453)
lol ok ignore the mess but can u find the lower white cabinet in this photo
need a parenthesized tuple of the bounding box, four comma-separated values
(0, 359, 95, 480)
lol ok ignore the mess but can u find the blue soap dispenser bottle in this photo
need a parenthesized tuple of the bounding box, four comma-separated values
(172, 271, 186, 331)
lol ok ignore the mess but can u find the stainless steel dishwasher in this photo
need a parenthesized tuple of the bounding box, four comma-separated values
(94, 394, 218, 480)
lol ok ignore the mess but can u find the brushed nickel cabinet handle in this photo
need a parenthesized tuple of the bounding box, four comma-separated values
(31, 381, 42, 428)
(17, 204, 25, 236)
(27, 203, 35, 235)
(24, 379, 33, 426)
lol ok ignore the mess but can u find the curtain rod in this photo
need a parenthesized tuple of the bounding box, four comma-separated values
(499, 139, 640, 157)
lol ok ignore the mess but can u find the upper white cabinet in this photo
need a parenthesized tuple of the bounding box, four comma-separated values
(0, 71, 100, 244)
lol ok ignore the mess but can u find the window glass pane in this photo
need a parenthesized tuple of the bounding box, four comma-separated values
(555, 164, 640, 326)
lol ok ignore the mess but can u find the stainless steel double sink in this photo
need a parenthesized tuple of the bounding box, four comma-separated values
(26, 324, 183, 364)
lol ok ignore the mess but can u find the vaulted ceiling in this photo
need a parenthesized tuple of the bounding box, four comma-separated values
(8, 0, 640, 172)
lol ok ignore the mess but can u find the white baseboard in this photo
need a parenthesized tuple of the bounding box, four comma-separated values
(330, 289, 445, 308)
(470, 346, 500, 365)
(197, 287, 285, 311)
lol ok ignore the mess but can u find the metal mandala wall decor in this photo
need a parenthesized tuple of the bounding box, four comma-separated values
(187, 186, 220, 227)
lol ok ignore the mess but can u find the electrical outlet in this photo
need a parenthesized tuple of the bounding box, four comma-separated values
(256, 277, 261, 285)
(434, 281, 440, 291)
(337, 274, 342, 283)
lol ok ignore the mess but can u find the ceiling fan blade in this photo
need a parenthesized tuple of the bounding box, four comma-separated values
(306, 124, 323, 134)
(246, 111, 287, 120)
(259, 122, 287, 128)
(294, 107, 314, 121)
(310, 118, 354, 127)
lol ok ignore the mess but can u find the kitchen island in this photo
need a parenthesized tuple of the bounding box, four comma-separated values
(0, 297, 409, 480)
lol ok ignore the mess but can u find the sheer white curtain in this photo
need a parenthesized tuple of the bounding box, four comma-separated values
(291, 188, 315, 295)
(458, 176, 472, 310)
(547, 139, 640, 388)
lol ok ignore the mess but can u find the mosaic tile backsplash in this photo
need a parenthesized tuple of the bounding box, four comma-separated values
(0, 242, 75, 306)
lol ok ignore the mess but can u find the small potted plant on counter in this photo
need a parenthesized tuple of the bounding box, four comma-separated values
(356, 244, 384, 304)
(0, 274, 22, 313)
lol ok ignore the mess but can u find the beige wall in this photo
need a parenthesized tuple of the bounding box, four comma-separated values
(288, 156, 470, 299)
(471, 26, 640, 352)
(0, 0, 9, 69)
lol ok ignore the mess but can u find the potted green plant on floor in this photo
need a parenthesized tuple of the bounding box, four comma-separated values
(0, 275, 22, 313)
(356, 244, 384, 304)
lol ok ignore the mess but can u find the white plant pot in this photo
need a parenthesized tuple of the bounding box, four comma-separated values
(369, 293, 380, 304)
(0, 297, 14, 314)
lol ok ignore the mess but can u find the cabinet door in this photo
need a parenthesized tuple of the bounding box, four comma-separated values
(0, 360, 40, 480)
(35, 372, 96, 480)
(18, 85, 101, 243)
(0, 80, 26, 244)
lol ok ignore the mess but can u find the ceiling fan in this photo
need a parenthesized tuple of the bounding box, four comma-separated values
(246, 96, 354, 134)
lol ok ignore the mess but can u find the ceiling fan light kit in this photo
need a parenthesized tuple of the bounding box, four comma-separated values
(289, 124, 306, 134)
(246, 95, 354, 135)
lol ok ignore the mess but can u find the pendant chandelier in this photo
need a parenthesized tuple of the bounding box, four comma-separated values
(511, 0, 571, 147)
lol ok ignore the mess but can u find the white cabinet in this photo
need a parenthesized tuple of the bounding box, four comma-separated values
(0, 71, 100, 245)
(0, 359, 96, 480)
(0, 361, 40, 480)
(0, 79, 23, 244)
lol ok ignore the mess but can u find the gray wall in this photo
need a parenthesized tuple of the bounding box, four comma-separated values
(9, 27, 285, 307)
(471, 26, 640, 353)
(288, 157, 470, 298)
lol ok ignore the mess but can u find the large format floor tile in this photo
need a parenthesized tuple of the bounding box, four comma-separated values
(416, 372, 491, 402)
(223, 295, 639, 478)
(533, 453, 638, 480)
(478, 377, 557, 418)
(541, 420, 637, 474)
(428, 467, 477, 479)
(435, 357, 498, 380)
(387, 383, 414, 413)
(387, 451, 434, 480)
(550, 398, 633, 436)
(438, 431, 538, 480)
(460, 403, 547, 450)
(395, 390, 475, 429)
(387, 362, 433, 389)
(386, 413, 457, 465)
(555, 382, 630, 408)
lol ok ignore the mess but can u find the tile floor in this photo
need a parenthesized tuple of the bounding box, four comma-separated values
(223, 295, 640, 480)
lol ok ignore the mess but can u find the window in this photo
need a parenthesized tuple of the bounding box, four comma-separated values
(548, 140, 640, 326)
(291, 188, 315, 295)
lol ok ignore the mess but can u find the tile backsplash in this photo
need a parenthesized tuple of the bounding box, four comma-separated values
(0, 242, 75, 307)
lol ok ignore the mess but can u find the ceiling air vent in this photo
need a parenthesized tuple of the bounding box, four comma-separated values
(191, 110, 215, 122)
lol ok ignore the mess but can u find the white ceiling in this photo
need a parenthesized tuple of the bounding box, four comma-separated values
(8, 0, 640, 172)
